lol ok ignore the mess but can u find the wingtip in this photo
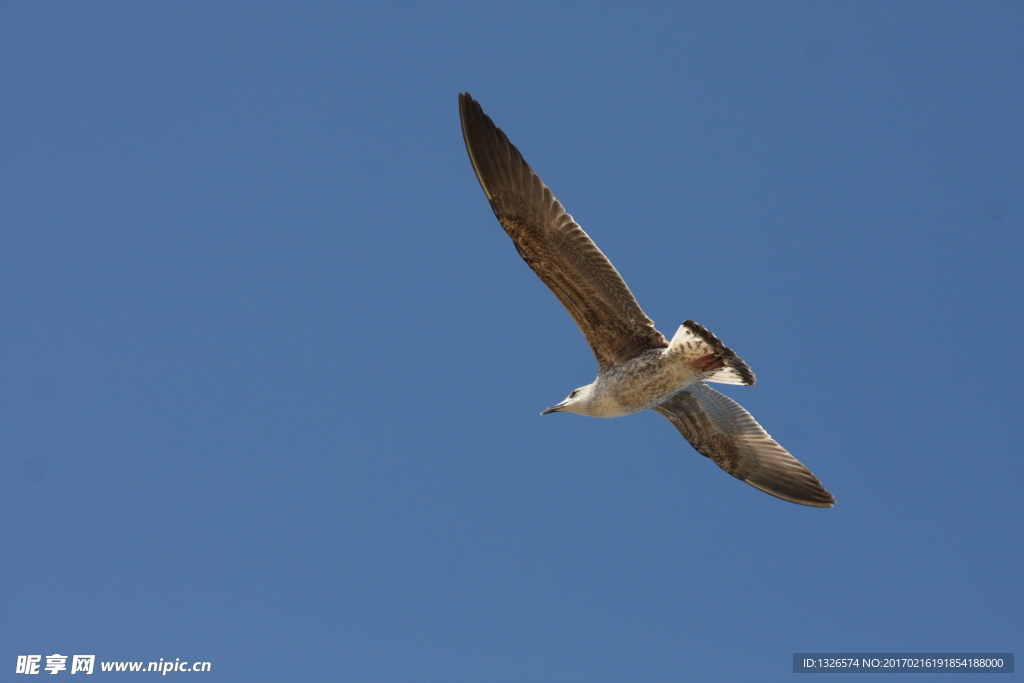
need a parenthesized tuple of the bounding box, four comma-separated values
(458, 92, 480, 122)
(747, 479, 836, 508)
(751, 474, 836, 508)
(800, 491, 836, 508)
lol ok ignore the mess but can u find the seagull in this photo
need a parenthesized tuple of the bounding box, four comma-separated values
(459, 93, 834, 508)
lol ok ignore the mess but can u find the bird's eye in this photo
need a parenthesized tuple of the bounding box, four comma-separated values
(570, 389, 579, 398)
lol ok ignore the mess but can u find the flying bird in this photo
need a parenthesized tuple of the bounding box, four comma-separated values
(459, 93, 834, 507)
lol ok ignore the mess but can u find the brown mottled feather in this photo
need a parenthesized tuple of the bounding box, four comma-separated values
(654, 384, 835, 507)
(459, 93, 667, 369)
(680, 320, 756, 385)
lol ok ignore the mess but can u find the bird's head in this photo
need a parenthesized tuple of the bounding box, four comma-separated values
(541, 384, 594, 416)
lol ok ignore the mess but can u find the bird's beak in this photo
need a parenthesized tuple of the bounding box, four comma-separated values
(541, 403, 565, 415)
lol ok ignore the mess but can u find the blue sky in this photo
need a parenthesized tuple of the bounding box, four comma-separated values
(1, 2, 1021, 681)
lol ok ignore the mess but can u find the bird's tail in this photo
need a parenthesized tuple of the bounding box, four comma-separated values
(669, 320, 755, 386)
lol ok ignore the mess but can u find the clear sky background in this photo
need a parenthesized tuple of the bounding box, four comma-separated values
(2, 3, 1021, 681)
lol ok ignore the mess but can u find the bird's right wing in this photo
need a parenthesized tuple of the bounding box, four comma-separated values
(654, 383, 834, 507)
(460, 93, 667, 369)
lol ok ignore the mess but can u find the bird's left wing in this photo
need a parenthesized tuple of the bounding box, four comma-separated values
(654, 383, 835, 507)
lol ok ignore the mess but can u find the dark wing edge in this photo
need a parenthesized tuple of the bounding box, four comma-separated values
(653, 383, 835, 507)
(459, 92, 666, 369)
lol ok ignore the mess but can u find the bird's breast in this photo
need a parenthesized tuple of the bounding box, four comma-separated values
(593, 349, 702, 417)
